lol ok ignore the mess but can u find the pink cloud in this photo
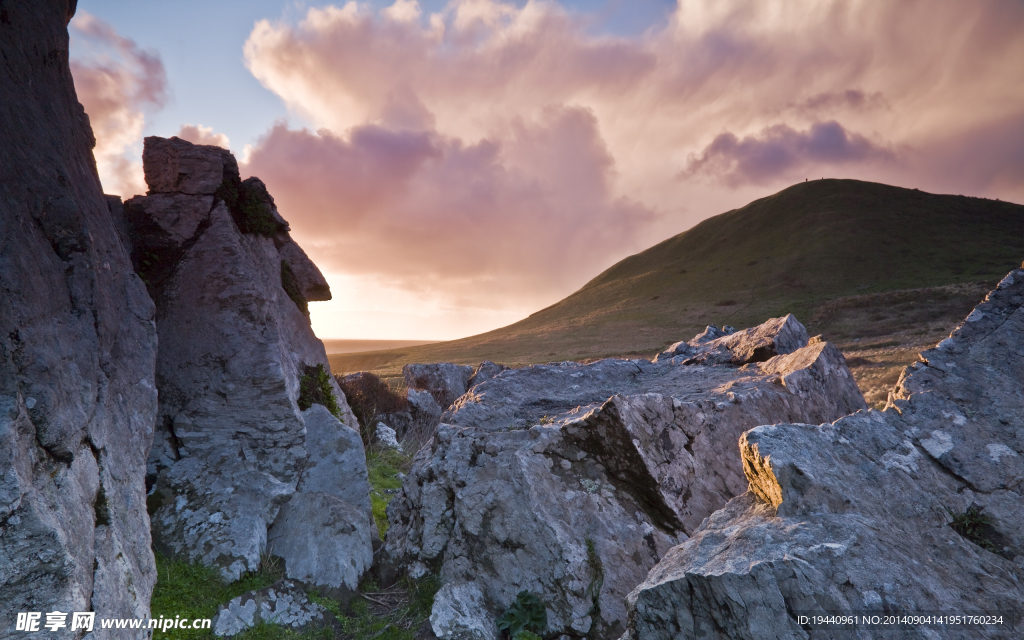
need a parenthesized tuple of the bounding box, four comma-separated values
(176, 124, 230, 149)
(70, 11, 167, 197)
(243, 106, 657, 305)
(683, 121, 894, 186)
(236, 0, 1024, 330)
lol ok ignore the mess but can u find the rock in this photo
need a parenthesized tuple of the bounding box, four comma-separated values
(376, 423, 404, 451)
(469, 361, 507, 387)
(266, 492, 374, 600)
(0, 1, 159, 634)
(654, 316, 805, 364)
(126, 192, 214, 248)
(385, 317, 866, 639)
(212, 580, 341, 637)
(0, 1, 159, 633)
(277, 236, 331, 302)
(295, 405, 373, 514)
(406, 388, 444, 438)
(684, 313, 809, 366)
(131, 137, 374, 588)
(142, 135, 237, 195)
(404, 363, 475, 409)
(623, 269, 1024, 640)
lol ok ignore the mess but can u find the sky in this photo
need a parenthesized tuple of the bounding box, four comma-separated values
(70, 0, 1024, 340)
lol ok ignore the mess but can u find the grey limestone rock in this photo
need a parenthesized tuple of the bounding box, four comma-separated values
(212, 580, 340, 637)
(267, 492, 375, 599)
(1, 1, 159, 636)
(469, 361, 507, 387)
(277, 236, 331, 302)
(623, 269, 1024, 640)
(407, 389, 444, 433)
(143, 135, 237, 195)
(385, 316, 866, 640)
(656, 314, 809, 365)
(131, 136, 373, 588)
(405, 363, 475, 409)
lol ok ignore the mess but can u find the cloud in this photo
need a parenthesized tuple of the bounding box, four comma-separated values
(70, 11, 167, 198)
(791, 90, 887, 115)
(243, 106, 657, 306)
(233, 0, 1024, 335)
(176, 124, 231, 149)
(682, 120, 894, 186)
(243, 0, 656, 137)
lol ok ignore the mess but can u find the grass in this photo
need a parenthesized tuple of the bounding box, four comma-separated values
(329, 179, 1022, 378)
(150, 553, 288, 639)
(366, 446, 413, 538)
(298, 363, 342, 419)
(312, 575, 440, 640)
(947, 505, 998, 553)
(150, 404, 427, 638)
(152, 551, 438, 640)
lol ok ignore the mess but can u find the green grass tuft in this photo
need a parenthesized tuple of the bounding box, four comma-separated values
(150, 553, 282, 639)
(366, 447, 411, 538)
(947, 504, 998, 552)
(298, 363, 341, 419)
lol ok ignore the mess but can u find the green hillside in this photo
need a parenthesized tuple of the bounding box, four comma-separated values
(329, 179, 1024, 386)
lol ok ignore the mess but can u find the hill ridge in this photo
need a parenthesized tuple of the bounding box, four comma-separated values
(329, 179, 1023, 381)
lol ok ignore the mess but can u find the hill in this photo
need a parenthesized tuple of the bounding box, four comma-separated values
(329, 179, 1024, 403)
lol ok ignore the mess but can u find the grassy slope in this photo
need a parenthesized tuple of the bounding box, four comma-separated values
(330, 179, 1024, 378)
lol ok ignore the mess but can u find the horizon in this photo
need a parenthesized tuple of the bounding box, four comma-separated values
(71, 0, 1024, 341)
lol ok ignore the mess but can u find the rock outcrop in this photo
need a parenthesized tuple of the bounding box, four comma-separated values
(385, 317, 866, 639)
(128, 137, 374, 594)
(623, 269, 1024, 639)
(0, 1, 159, 634)
(404, 363, 475, 410)
(212, 580, 341, 637)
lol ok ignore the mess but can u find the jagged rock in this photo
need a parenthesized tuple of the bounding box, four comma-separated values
(277, 236, 331, 302)
(406, 388, 444, 436)
(130, 137, 374, 588)
(266, 406, 375, 597)
(294, 405, 373, 513)
(656, 315, 808, 365)
(267, 492, 374, 599)
(143, 135, 237, 195)
(469, 361, 507, 387)
(376, 423, 404, 451)
(623, 269, 1024, 640)
(385, 317, 866, 639)
(405, 363, 475, 409)
(0, 1, 160, 635)
(126, 192, 214, 248)
(212, 580, 340, 637)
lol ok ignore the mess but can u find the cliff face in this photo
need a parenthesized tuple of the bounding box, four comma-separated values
(126, 136, 374, 597)
(0, 0, 160, 633)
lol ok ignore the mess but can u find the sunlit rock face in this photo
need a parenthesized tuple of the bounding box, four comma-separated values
(126, 136, 373, 595)
(384, 316, 866, 640)
(0, 0, 159, 631)
(623, 268, 1024, 640)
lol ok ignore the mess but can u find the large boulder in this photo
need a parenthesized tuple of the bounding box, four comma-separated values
(0, 1, 159, 634)
(623, 268, 1024, 640)
(130, 137, 373, 591)
(385, 317, 866, 639)
(404, 363, 475, 410)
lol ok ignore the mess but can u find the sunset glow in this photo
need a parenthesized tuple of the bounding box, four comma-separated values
(71, 0, 1024, 340)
